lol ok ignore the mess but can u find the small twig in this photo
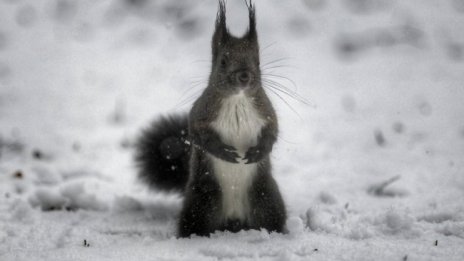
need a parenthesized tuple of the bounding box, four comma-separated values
(367, 175, 401, 197)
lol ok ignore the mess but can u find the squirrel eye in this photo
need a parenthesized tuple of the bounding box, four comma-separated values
(220, 54, 228, 68)
(220, 58, 227, 67)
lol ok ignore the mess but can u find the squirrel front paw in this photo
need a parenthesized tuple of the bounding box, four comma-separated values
(215, 144, 241, 163)
(243, 145, 267, 164)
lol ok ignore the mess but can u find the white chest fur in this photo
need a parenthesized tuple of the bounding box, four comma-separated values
(210, 92, 266, 221)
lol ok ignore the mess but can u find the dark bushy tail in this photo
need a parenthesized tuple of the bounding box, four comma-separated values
(135, 114, 190, 192)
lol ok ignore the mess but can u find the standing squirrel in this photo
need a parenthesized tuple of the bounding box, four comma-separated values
(135, 0, 286, 237)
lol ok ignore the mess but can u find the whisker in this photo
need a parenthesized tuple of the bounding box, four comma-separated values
(189, 75, 208, 81)
(179, 81, 206, 100)
(263, 82, 307, 105)
(261, 73, 298, 91)
(262, 79, 316, 108)
(261, 64, 294, 70)
(276, 133, 300, 145)
(188, 79, 208, 88)
(263, 86, 302, 120)
(180, 74, 209, 97)
(174, 89, 203, 108)
(261, 41, 277, 52)
(176, 77, 209, 108)
(262, 78, 298, 98)
(261, 57, 293, 68)
(262, 78, 298, 96)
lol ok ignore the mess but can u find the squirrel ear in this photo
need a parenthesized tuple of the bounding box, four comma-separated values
(212, 0, 229, 59)
(245, 0, 257, 41)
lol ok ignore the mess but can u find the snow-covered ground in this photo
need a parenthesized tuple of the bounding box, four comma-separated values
(1, 0, 464, 260)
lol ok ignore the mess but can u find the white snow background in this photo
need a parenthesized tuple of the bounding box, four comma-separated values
(1, 0, 464, 260)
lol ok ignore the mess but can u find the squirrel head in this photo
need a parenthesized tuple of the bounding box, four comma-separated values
(210, 0, 261, 96)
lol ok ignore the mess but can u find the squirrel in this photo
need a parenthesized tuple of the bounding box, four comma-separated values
(135, 0, 286, 237)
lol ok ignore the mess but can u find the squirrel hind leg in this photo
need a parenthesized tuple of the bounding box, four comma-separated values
(135, 114, 190, 192)
(248, 163, 287, 233)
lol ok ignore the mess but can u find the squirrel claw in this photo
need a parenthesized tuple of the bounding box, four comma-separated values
(228, 156, 240, 163)
(242, 153, 254, 164)
(220, 146, 240, 163)
(243, 148, 261, 164)
(244, 159, 253, 164)
(243, 158, 257, 164)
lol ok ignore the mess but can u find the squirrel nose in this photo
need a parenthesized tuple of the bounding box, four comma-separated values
(237, 71, 251, 85)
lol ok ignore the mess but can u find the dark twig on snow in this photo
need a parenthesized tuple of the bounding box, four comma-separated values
(367, 175, 401, 197)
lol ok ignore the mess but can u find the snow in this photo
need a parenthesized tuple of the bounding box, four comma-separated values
(1, 0, 464, 260)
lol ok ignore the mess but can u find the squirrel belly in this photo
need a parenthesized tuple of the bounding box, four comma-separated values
(209, 91, 266, 222)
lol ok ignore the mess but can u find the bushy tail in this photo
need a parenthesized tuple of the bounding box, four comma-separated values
(135, 114, 190, 192)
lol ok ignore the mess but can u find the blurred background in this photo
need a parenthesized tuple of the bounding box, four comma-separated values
(0, 0, 464, 239)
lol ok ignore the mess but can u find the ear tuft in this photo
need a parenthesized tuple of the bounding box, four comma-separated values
(245, 0, 256, 40)
(217, 0, 227, 30)
(212, 0, 229, 60)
